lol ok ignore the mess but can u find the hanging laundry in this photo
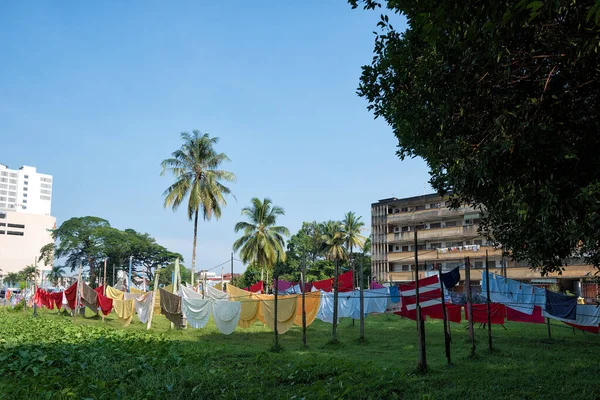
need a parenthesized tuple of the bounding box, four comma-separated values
(312, 278, 333, 292)
(545, 304, 599, 329)
(105, 286, 125, 301)
(260, 295, 298, 334)
(180, 286, 211, 329)
(464, 303, 506, 324)
(273, 279, 293, 292)
(370, 281, 385, 290)
(506, 305, 545, 324)
(293, 291, 321, 327)
(441, 267, 460, 289)
(226, 285, 260, 328)
(206, 284, 230, 300)
(64, 282, 78, 309)
(249, 281, 264, 294)
(361, 288, 389, 316)
(211, 300, 241, 335)
(134, 292, 154, 324)
(50, 291, 63, 310)
(424, 303, 463, 323)
(123, 292, 140, 301)
(399, 275, 443, 318)
(130, 287, 145, 295)
(338, 271, 354, 292)
(94, 289, 113, 316)
(113, 299, 135, 326)
(544, 290, 577, 321)
(152, 284, 172, 316)
(482, 273, 534, 315)
(159, 288, 185, 327)
(80, 283, 99, 313)
(316, 292, 337, 323)
(389, 285, 400, 303)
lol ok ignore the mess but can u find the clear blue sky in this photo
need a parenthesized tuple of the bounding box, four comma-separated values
(0, 1, 432, 274)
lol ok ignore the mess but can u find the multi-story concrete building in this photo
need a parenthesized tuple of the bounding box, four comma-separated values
(0, 164, 53, 215)
(372, 193, 598, 299)
(0, 163, 55, 278)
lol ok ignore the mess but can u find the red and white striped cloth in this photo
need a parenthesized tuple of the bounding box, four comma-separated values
(399, 275, 442, 319)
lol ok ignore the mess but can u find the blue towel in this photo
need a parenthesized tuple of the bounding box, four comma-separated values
(389, 285, 400, 303)
(441, 267, 460, 289)
(544, 290, 577, 320)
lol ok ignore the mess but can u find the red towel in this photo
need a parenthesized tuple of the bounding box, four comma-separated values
(425, 304, 463, 323)
(338, 271, 354, 292)
(506, 305, 544, 324)
(94, 286, 113, 316)
(249, 280, 264, 293)
(64, 282, 78, 309)
(464, 303, 505, 324)
(312, 278, 333, 292)
(51, 292, 63, 310)
(565, 322, 600, 334)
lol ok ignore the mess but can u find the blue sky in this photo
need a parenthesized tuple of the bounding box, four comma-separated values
(0, 1, 432, 274)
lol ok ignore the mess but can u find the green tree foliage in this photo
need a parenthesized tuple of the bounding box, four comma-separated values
(161, 130, 236, 274)
(158, 262, 190, 287)
(20, 265, 39, 285)
(47, 265, 66, 287)
(3, 272, 19, 287)
(342, 211, 366, 287)
(233, 198, 290, 280)
(350, 1, 600, 273)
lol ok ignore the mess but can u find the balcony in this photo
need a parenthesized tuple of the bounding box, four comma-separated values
(387, 245, 502, 263)
(386, 206, 474, 224)
(386, 225, 479, 243)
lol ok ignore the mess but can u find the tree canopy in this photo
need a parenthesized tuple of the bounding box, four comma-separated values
(350, 0, 600, 273)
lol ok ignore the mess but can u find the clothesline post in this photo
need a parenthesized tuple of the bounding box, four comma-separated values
(414, 229, 427, 372)
(438, 267, 451, 366)
(147, 270, 160, 330)
(359, 257, 365, 343)
(301, 240, 307, 347)
(465, 257, 475, 357)
(102, 258, 108, 323)
(546, 317, 552, 340)
(485, 250, 493, 352)
(74, 263, 82, 325)
(273, 254, 280, 351)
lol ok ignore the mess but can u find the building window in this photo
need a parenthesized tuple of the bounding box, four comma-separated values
(401, 226, 409, 232)
(429, 222, 441, 229)
(23, 187, 27, 191)
(402, 245, 409, 252)
(7, 231, 24, 236)
(7, 223, 25, 229)
(429, 203, 441, 208)
(415, 205, 426, 211)
(9, 173, 17, 178)
(0, 171, 6, 176)
(40, 189, 51, 195)
(0, 184, 6, 189)
(24, 175, 29, 179)
(429, 242, 441, 249)
(23, 193, 27, 198)
(8, 197, 15, 203)
(41, 183, 52, 189)
(394, 246, 400, 251)
(0, 213, 5, 219)
(40, 195, 51, 201)
(487, 260, 496, 268)
(474, 239, 483, 246)
(21, 205, 26, 210)
(417, 244, 426, 250)
(0, 222, 5, 226)
(444, 221, 457, 227)
(0, 230, 4, 234)
(474, 261, 484, 269)
(0, 197, 5, 202)
(8, 185, 16, 191)
(0, 178, 6, 183)
(22, 200, 27, 204)
(40, 177, 52, 183)
(24, 181, 28, 185)
(415, 224, 426, 230)
(9, 179, 16, 184)
(402, 265, 411, 271)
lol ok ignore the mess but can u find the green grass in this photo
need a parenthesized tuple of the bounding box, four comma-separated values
(0, 305, 599, 399)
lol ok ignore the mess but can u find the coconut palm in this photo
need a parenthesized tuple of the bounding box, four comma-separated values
(22, 264, 39, 283)
(342, 211, 367, 338)
(161, 130, 236, 276)
(321, 220, 347, 343)
(233, 198, 290, 282)
(47, 265, 66, 287)
(4, 272, 19, 287)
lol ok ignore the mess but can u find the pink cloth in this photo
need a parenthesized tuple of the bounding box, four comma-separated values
(370, 281, 385, 289)
(506, 305, 545, 324)
(273, 279, 293, 291)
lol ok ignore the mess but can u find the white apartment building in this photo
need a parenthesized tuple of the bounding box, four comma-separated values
(0, 164, 53, 215)
(0, 163, 55, 278)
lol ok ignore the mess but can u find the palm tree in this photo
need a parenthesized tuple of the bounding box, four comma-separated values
(321, 220, 347, 343)
(233, 198, 290, 283)
(47, 265, 66, 287)
(342, 212, 367, 338)
(161, 130, 236, 277)
(22, 264, 39, 284)
(4, 272, 19, 287)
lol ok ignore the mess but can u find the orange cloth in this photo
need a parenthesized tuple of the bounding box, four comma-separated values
(294, 291, 321, 327)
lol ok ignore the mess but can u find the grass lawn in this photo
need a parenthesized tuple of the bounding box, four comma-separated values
(0, 304, 599, 399)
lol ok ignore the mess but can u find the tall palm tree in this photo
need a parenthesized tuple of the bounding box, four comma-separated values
(161, 130, 236, 277)
(47, 265, 66, 287)
(321, 220, 347, 343)
(233, 198, 290, 283)
(22, 264, 39, 283)
(342, 211, 366, 286)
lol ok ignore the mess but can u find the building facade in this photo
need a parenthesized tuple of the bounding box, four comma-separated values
(371, 194, 598, 300)
(0, 164, 53, 215)
(0, 163, 55, 278)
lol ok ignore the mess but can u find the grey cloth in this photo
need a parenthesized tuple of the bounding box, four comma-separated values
(80, 283, 98, 313)
(160, 288, 184, 327)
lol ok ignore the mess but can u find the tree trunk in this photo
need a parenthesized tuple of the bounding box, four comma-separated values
(332, 259, 339, 343)
(87, 256, 96, 288)
(191, 208, 199, 276)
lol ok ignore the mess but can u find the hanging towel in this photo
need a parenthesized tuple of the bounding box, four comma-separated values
(389, 285, 400, 303)
(312, 278, 334, 292)
(249, 281, 264, 293)
(316, 291, 337, 323)
(544, 290, 577, 320)
(464, 303, 506, 324)
(226, 285, 260, 328)
(134, 292, 154, 324)
(106, 286, 125, 300)
(294, 291, 321, 327)
(206, 284, 230, 300)
(50, 291, 63, 310)
(424, 303, 463, 323)
(364, 288, 389, 314)
(180, 286, 211, 329)
(260, 295, 298, 334)
(339, 291, 359, 319)
(211, 300, 241, 335)
(545, 304, 599, 327)
(113, 299, 135, 326)
(273, 279, 293, 291)
(338, 271, 354, 292)
(482, 273, 534, 315)
(441, 267, 460, 289)
(64, 282, 78, 309)
(159, 288, 184, 327)
(507, 305, 545, 324)
(130, 287, 145, 295)
(370, 281, 385, 289)
(80, 283, 99, 313)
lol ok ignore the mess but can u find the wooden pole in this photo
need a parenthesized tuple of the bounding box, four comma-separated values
(485, 250, 493, 351)
(301, 246, 307, 347)
(414, 229, 426, 371)
(274, 255, 279, 350)
(103, 258, 107, 295)
(465, 257, 475, 357)
(359, 257, 365, 342)
(546, 317, 552, 340)
(74, 263, 82, 324)
(332, 258, 339, 343)
(438, 266, 451, 365)
(170, 258, 179, 329)
(147, 270, 160, 330)
(230, 252, 234, 289)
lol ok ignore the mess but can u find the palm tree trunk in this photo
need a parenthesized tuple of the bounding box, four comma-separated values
(191, 208, 199, 277)
(332, 259, 339, 343)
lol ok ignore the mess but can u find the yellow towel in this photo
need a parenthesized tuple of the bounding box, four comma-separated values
(113, 299, 134, 326)
(226, 285, 260, 328)
(131, 287, 146, 295)
(152, 284, 173, 316)
(260, 295, 298, 334)
(294, 291, 321, 327)
(105, 286, 124, 300)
